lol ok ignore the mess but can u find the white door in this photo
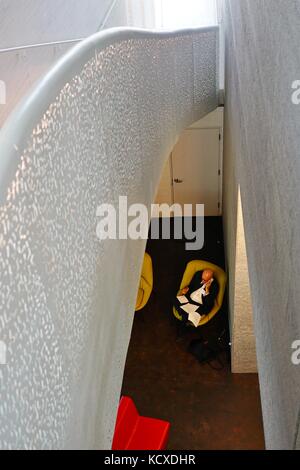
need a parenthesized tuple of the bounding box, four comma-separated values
(172, 128, 220, 216)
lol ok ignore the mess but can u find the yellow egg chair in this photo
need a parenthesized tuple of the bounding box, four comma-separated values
(173, 260, 227, 327)
(135, 253, 153, 311)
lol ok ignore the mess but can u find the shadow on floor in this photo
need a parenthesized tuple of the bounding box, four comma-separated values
(121, 217, 265, 450)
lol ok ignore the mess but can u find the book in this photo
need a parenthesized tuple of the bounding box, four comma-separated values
(188, 311, 202, 328)
(176, 295, 189, 304)
(180, 303, 202, 327)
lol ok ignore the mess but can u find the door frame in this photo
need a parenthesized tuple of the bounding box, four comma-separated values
(171, 125, 223, 216)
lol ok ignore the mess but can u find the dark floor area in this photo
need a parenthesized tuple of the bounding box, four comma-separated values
(121, 217, 265, 450)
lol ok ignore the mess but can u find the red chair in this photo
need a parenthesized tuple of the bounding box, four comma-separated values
(112, 396, 170, 450)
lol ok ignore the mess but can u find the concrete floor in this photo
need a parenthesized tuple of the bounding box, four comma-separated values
(121, 217, 265, 450)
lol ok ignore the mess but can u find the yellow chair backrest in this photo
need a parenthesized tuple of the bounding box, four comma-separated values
(175, 260, 227, 326)
(135, 253, 153, 311)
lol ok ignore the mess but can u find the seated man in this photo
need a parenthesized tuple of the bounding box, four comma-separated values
(174, 269, 219, 323)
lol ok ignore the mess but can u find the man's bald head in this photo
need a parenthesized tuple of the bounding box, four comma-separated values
(202, 269, 214, 282)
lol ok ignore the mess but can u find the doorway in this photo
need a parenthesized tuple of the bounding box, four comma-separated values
(172, 129, 220, 215)
(155, 108, 223, 216)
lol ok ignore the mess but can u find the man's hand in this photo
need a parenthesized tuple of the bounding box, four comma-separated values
(180, 287, 189, 295)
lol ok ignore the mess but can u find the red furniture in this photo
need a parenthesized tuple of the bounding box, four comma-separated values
(112, 396, 170, 450)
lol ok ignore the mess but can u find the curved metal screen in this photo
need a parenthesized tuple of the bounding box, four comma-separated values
(0, 27, 218, 449)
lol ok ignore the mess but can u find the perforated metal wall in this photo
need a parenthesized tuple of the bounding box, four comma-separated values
(0, 27, 218, 449)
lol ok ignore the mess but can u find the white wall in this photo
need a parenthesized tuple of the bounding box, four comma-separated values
(153, 0, 218, 29)
(0, 0, 113, 48)
(0, 0, 158, 129)
(0, 0, 222, 128)
(231, 189, 257, 373)
(0, 0, 116, 128)
(104, 0, 156, 29)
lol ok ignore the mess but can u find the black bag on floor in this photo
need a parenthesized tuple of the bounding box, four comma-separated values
(188, 329, 230, 370)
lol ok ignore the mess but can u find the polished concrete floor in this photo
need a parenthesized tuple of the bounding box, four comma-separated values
(121, 217, 265, 450)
